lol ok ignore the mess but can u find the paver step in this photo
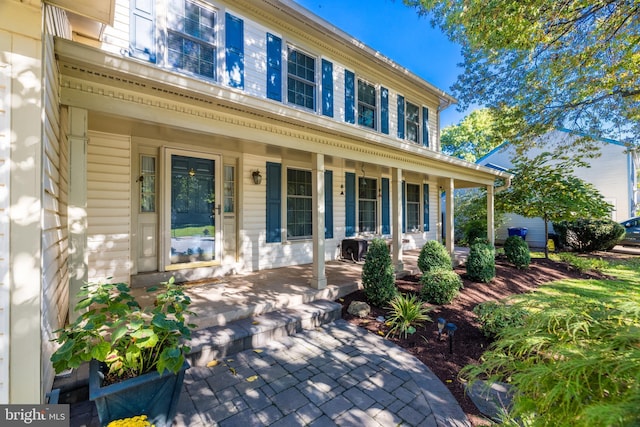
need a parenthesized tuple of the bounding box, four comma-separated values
(52, 299, 341, 403)
(185, 299, 342, 366)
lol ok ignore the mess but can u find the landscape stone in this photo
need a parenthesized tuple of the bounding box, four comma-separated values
(347, 301, 371, 318)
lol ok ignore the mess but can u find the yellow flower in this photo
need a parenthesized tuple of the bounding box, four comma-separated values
(107, 414, 154, 427)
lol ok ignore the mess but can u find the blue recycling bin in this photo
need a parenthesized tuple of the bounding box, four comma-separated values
(508, 227, 528, 240)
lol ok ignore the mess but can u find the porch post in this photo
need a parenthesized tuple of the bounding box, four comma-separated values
(391, 168, 403, 272)
(445, 178, 455, 256)
(68, 107, 89, 321)
(487, 184, 495, 246)
(311, 153, 327, 289)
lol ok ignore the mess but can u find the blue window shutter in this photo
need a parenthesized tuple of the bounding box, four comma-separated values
(130, 0, 155, 62)
(322, 59, 334, 117)
(422, 106, 429, 147)
(266, 33, 282, 101)
(381, 178, 390, 234)
(402, 181, 406, 233)
(266, 162, 281, 243)
(381, 87, 389, 135)
(423, 184, 430, 231)
(345, 172, 356, 237)
(344, 70, 355, 124)
(225, 13, 244, 89)
(325, 170, 333, 238)
(397, 95, 405, 139)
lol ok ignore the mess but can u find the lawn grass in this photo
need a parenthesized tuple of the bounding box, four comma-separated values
(463, 254, 640, 427)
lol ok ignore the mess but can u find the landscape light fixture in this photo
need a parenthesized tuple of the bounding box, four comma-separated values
(446, 322, 457, 354)
(437, 318, 446, 339)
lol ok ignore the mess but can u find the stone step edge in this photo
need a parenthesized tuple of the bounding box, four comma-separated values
(185, 299, 342, 366)
(52, 299, 342, 399)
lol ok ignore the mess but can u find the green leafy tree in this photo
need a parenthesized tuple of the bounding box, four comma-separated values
(496, 151, 612, 257)
(404, 0, 639, 149)
(441, 108, 501, 162)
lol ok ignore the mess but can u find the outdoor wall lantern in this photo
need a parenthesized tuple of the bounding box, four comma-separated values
(252, 170, 262, 185)
(437, 318, 446, 339)
(446, 322, 458, 354)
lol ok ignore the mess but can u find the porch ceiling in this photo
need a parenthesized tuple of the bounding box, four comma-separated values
(56, 38, 511, 187)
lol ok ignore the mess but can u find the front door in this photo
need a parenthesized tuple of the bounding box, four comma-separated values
(164, 149, 222, 269)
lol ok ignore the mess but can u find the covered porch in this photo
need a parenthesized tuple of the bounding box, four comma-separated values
(130, 248, 470, 330)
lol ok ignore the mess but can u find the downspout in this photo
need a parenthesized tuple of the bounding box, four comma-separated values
(495, 175, 512, 193)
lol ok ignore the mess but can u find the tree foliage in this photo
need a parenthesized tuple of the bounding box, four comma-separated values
(404, 0, 640, 149)
(441, 108, 502, 162)
(496, 150, 612, 256)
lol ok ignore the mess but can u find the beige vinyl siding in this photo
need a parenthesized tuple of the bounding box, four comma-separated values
(242, 13, 268, 99)
(0, 30, 10, 405)
(42, 6, 72, 400)
(101, 0, 130, 55)
(87, 132, 131, 283)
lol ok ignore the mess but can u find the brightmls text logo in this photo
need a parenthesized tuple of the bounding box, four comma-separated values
(1, 405, 69, 426)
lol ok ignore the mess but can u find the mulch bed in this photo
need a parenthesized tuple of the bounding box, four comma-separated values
(338, 254, 618, 426)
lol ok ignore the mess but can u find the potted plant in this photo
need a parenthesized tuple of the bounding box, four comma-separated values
(51, 277, 196, 427)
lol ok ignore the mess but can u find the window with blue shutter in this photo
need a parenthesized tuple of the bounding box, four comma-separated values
(422, 106, 430, 147)
(225, 13, 244, 89)
(397, 95, 405, 139)
(344, 70, 355, 124)
(381, 178, 390, 234)
(345, 172, 356, 237)
(402, 180, 406, 233)
(325, 170, 333, 238)
(266, 162, 282, 243)
(423, 184, 430, 231)
(266, 33, 282, 101)
(381, 87, 389, 135)
(130, 0, 155, 62)
(322, 60, 334, 117)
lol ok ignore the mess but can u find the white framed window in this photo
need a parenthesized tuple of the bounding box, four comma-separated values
(406, 101, 420, 143)
(357, 79, 376, 129)
(359, 177, 377, 233)
(167, 0, 217, 80)
(140, 155, 157, 213)
(223, 165, 235, 213)
(287, 168, 313, 239)
(287, 47, 316, 110)
(406, 183, 420, 231)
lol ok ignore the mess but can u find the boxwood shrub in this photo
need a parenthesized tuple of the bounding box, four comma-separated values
(466, 241, 495, 283)
(417, 240, 452, 273)
(420, 270, 463, 305)
(504, 235, 531, 269)
(362, 238, 397, 307)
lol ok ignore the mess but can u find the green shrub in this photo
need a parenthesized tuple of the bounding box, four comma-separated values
(463, 219, 487, 246)
(473, 301, 528, 339)
(362, 238, 397, 307)
(553, 218, 625, 252)
(417, 240, 452, 273)
(385, 293, 432, 338)
(504, 235, 531, 269)
(466, 241, 495, 283)
(420, 270, 463, 304)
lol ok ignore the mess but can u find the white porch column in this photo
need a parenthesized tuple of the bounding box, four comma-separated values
(445, 178, 455, 255)
(487, 184, 495, 246)
(311, 153, 327, 289)
(391, 168, 403, 272)
(68, 107, 89, 319)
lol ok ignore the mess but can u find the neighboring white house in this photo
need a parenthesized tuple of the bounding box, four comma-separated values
(477, 129, 639, 248)
(1, 0, 510, 402)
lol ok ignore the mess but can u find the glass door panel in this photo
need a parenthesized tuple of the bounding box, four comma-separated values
(170, 154, 216, 264)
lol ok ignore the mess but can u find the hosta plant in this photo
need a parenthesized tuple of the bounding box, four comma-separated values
(51, 277, 196, 381)
(385, 293, 432, 338)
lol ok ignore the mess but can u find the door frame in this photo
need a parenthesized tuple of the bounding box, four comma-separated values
(161, 147, 223, 271)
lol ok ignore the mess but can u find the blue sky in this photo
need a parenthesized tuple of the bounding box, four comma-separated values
(292, 0, 469, 127)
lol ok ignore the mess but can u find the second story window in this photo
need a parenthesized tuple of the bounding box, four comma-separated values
(167, 0, 217, 80)
(287, 47, 316, 110)
(406, 101, 420, 143)
(357, 80, 376, 129)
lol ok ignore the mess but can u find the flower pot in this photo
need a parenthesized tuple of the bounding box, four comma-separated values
(89, 359, 189, 427)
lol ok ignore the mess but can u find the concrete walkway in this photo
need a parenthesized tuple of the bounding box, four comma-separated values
(71, 319, 470, 426)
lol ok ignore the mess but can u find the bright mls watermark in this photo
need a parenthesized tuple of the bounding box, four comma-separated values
(1, 405, 69, 426)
